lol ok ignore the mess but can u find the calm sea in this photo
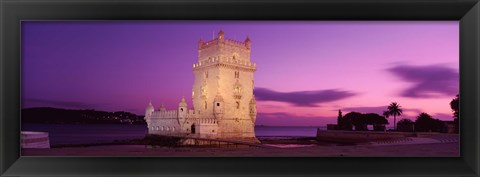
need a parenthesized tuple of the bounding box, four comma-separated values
(22, 123, 326, 146)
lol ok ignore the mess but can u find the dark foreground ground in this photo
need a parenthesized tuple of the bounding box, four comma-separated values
(22, 137, 459, 157)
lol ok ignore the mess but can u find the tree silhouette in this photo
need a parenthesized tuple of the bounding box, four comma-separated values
(337, 109, 343, 125)
(387, 102, 403, 130)
(343, 112, 362, 130)
(450, 94, 459, 133)
(342, 112, 388, 131)
(397, 118, 414, 132)
(414, 112, 443, 132)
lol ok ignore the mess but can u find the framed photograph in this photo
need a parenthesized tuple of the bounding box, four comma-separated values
(1, 0, 479, 176)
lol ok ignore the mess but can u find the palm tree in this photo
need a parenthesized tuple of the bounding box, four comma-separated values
(383, 110, 390, 119)
(387, 102, 403, 130)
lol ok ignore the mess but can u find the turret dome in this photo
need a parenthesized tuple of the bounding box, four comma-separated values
(245, 36, 251, 49)
(179, 97, 188, 107)
(218, 30, 225, 39)
(146, 100, 154, 110)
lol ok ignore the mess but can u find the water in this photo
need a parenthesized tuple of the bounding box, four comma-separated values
(22, 123, 325, 146)
(22, 123, 148, 146)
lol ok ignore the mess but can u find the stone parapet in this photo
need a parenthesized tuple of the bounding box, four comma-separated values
(151, 110, 178, 119)
(199, 38, 250, 50)
(193, 57, 256, 71)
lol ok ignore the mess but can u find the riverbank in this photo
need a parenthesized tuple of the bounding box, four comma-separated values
(22, 142, 459, 157)
(22, 135, 459, 157)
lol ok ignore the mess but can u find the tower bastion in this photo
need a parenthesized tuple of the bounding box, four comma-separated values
(144, 30, 258, 143)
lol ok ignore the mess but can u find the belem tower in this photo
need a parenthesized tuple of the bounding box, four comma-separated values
(144, 30, 259, 143)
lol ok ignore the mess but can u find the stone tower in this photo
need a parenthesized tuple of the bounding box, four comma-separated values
(192, 30, 258, 142)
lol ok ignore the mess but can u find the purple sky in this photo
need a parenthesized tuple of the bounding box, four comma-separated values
(21, 21, 459, 126)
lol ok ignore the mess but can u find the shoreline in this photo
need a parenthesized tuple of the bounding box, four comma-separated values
(22, 142, 459, 157)
(22, 135, 459, 157)
(48, 136, 337, 148)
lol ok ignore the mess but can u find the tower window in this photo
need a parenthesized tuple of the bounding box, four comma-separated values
(236, 101, 240, 109)
(204, 101, 207, 110)
(234, 71, 240, 78)
(180, 108, 184, 112)
(217, 103, 220, 106)
(205, 71, 208, 78)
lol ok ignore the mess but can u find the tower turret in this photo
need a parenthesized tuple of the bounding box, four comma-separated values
(245, 36, 251, 49)
(218, 30, 225, 40)
(178, 97, 188, 119)
(198, 37, 204, 49)
(145, 100, 154, 122)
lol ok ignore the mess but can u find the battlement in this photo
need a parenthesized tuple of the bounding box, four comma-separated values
(198, 30, 250, 51)
(193, 56, 256, 71)
(151, 110, 178, 119)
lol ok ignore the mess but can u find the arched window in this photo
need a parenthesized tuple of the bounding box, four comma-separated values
(236, 101, 240, 109)
(217, 103, 220, 106)
(161, 126, 164, 131)
(172, 127, 175, 131)
(204, 101, 207, 110)
(180, 108, 184, 112)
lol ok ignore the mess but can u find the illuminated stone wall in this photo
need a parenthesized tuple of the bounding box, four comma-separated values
(144, 31, 258, 143)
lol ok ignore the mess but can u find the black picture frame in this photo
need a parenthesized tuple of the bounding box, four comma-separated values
(1, 0, 479, 176)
